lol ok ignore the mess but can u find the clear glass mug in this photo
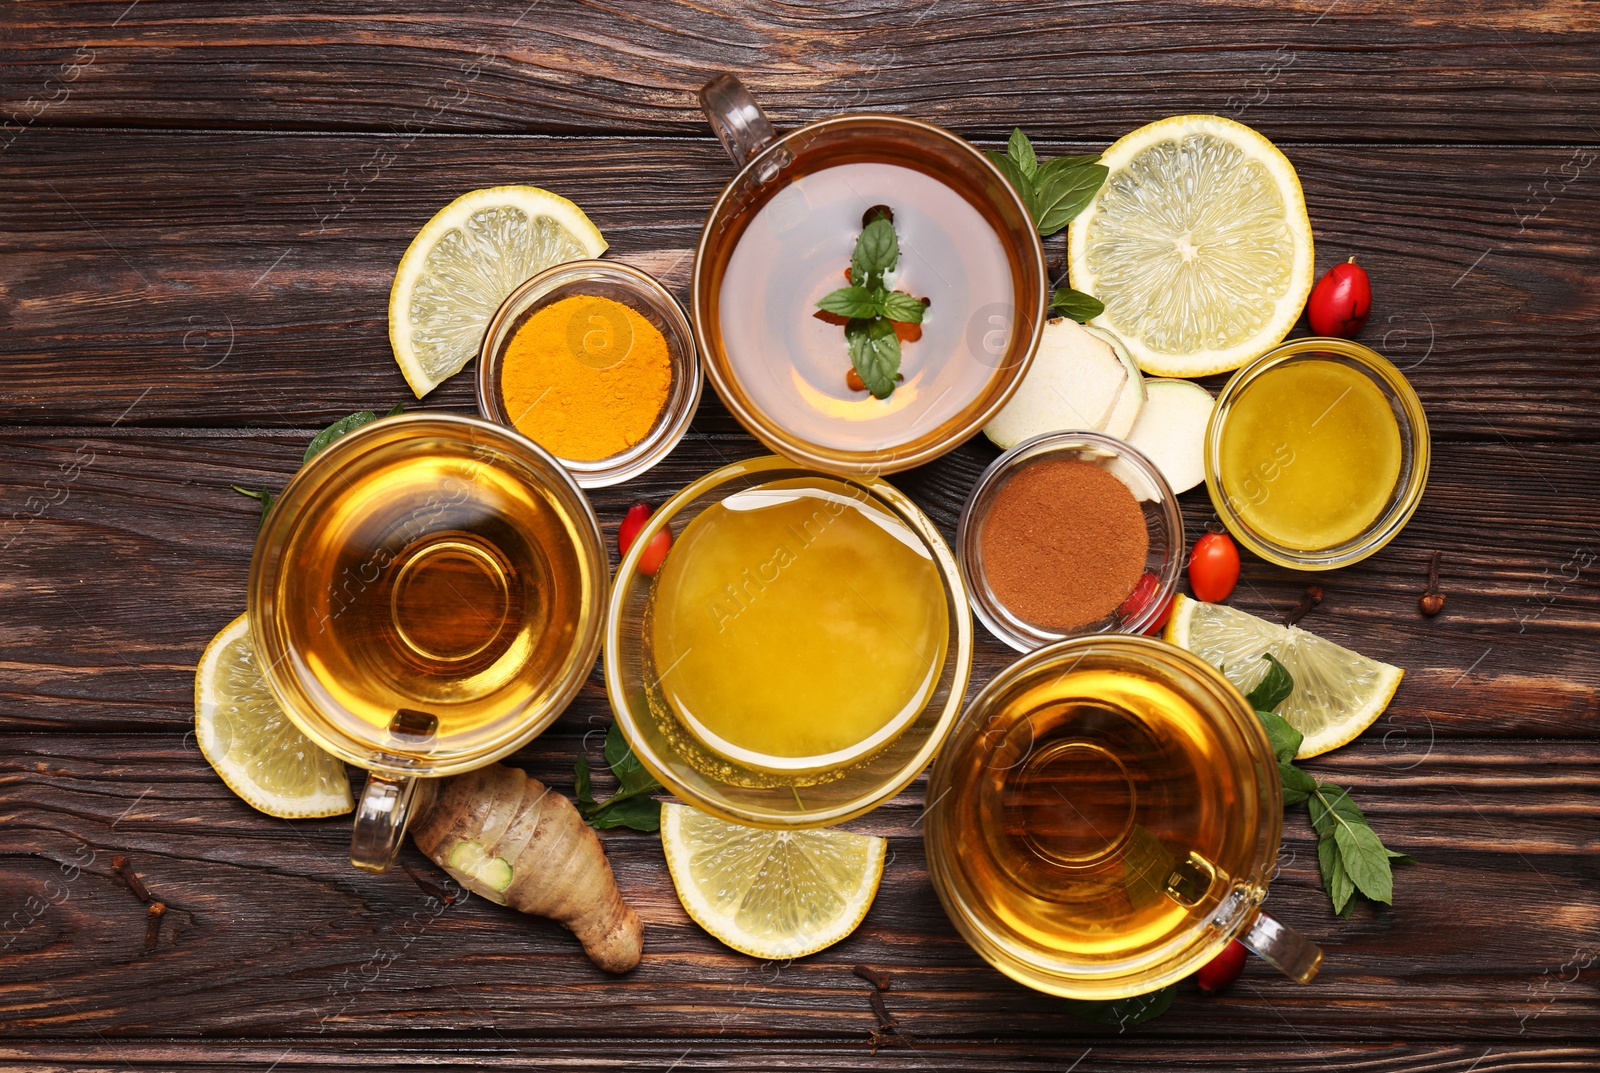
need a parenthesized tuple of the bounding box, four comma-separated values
(247, 413, 608, 872)
(692, 73, 1049, 476)
(925, 635, 1322, 1000)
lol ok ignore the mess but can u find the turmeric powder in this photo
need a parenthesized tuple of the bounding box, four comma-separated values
(498, 294, 671, 462)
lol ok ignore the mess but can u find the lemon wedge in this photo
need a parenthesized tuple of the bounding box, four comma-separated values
(1165, 594, 1402, 758)
(388, 185, 607, 397)
(660, 803, 885, 960)
(194, 614, 353, 818)
(1068, 114, 1314, 378)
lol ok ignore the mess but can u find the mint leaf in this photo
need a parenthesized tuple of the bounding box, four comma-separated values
(574, 750, 594, 807)
(231, 485, 274, 531)
(1308, 783, 1367, 839)
(847, 318, 901, 399)
(1257, 709, 1304, 764)
(574, 722, 663, 832)
(1335, 822, 1394, 905)
(1062, 985, 1174, 1028)
(587, 794, 663, 832)
(817, 286, 884, 319)
(988, 152, 1040, 225)
(879, 291, 927, 324)
(1006, 127, 1037, 178)
(1050, 287, 1104, 323)
(1032, 159, 1109, 235)
(386, 401, 405, 417)
(1245, 653, 1295, 713)
(1278, 760, 1316, 806)
(851, 216, 898, 286)
(603, 722, 659, 799)
(1318, 834, 1355, 915)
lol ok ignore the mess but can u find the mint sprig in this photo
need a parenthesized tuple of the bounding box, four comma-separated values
(232, 403, 404, 529)
(987, 128, 1109, 324)
(574, 722, 663, 832)
(1248, 653, 1412, 915)
(817, 211, 926, 399)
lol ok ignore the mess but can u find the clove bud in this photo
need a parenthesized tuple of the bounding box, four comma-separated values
(1419, 551, 1445, 616)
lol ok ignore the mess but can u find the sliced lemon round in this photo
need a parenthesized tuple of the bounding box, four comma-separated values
(388, 185, 607, 397)
(1068, 114, 1315, 378)
(194, 614, 353, 818)
(1165, 594, 1402, 758)
(660, 802, 885, 960)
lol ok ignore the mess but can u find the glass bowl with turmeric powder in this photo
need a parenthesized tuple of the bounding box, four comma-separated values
(957, 431, 1184, 652)
(477, 259, 702, 488)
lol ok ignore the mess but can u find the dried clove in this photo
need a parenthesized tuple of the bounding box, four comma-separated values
(1285, 585, 1324, 626)
(868, 989, 897, 1027)
(852, 964, 892, 992)
(143, 902, 167, 952)
(112, 855, 153, 904)
(1420, 551, 1445, 616)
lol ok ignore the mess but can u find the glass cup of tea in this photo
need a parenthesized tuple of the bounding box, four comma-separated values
(925, 634, 1323, 1000)
(692, 73, 1049, 476)
(248, 413, 608, 872)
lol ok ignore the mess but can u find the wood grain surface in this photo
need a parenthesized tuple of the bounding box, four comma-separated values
(2, 1, 1597, 1069)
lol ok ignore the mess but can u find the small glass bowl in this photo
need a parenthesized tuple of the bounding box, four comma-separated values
(957, 431, 1184, 652)
(603, 455, 973, 828)
(477, 259, 702, 488)
(1203, 337, 1430, 570)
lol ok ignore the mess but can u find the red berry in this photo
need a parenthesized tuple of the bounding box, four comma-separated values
(618, 502, 653, 556)
(637, 528, 672, 576)
(1197, 940, 1248, 994)
(1118, 571, 1173, 634)
(1189, 532, 1241, 603)
(1306, 258, 1372, 338)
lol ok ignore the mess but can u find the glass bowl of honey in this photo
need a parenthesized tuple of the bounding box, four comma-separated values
(477, 259, 702, 489)
(1204, 337, 1430, 570)
(604, 455, 973, 828)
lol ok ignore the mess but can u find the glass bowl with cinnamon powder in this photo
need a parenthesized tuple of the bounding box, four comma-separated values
(477, 260, 702, 488)
(957, 431, 1184, 651)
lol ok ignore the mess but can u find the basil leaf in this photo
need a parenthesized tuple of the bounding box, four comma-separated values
(1050, 287, 1104, 323)
(847, 318, 901, 399)
(1278, 760, 1316, 806)
(304, 409, 378, 464)
(1032, 160, 1109, 235)
(817, 286, 884, 319)
(1006, 127, 1037, 178)
(1245, 652, 1295, 713)
(1256, 708, 1304, 764)
(879, 290, 927, 324)
(1062, 985, 1175, 1028)
(852, 216, 898, 283)
(1334, 822, 1394, 905)
(231, 485, 274, 531)
(587, 793, 662, 832)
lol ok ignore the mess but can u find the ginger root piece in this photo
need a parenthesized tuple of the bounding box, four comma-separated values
(411, 763, 643, 973)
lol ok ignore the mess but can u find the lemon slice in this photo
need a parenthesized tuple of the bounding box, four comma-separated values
(1068, 115, 1314, 378)
(194, 614, 353, 818)
(389, 185, 607, 397)
(660, 803, 885, 959)
(1165, 595, 1402, 758)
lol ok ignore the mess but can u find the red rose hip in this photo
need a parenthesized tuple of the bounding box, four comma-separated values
(1197, 939, 1248, 993)
(1306, 257, 1372, 338)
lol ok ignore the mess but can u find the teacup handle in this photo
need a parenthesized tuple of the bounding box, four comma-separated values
(699, 73, 778, 170)
(1239, 908, 1324, 983)
(350, 771, 419, 873)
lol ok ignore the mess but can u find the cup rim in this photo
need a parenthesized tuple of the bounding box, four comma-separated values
(246, 411, 609, 777)
(957, 431, 1185, 651)
(477, 258, 703, 489)
(1202, 336, 1430, 570)
(690, 113, 1049, 477)
(924, 633, 1281, 999)
(603, 454, 974, 827)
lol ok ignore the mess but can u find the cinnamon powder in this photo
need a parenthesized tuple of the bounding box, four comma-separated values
(979, 457, 1149, 631)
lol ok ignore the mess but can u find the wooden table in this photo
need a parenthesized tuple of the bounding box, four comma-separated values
(3, 3, 1597, 1069)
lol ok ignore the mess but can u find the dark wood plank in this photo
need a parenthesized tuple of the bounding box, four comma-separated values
(2, 735, 1597, 1040)
(2, 132, 1597, 439)
(0, 428, 1595, 736)
(3, 1, 1599, 142)
(3, 1040, 1599, 1072)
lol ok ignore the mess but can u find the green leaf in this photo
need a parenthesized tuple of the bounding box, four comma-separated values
(573, 750, 594, 807)
(879, 290, 927, 324)
(603, 722, 660, 799)
(1006, 127, 1037, 177)
(816, 286, 884, 319)
(1278, 760, 1316, 806)
(987, 151, 1040, 223)
(1334, 822, 1394, 905)
(1031, 160, 1109, 235)
(385, 401, 405, 417)
(1256, 708, 1304, 764)
(574, 723, 664, 832)
(851, 216, 898, 286)
(1388, 851, 1417, 864)
(1050, 287, 1105, 323)
(587, 794, 662, 832)
(1318, 834, 1355, 915)
(303, 410, 379, 465)
(1062, 985, 1175, 1028)
(1308, 783, 1367, 840)
(1245, 653, 1295, 713)
(1052, 152, 1103, 169)
(847, 318, 901, 399)
(231, 485, 274, 531)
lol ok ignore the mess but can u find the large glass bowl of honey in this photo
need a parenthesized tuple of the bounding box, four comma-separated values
(604, 455, 972, 827)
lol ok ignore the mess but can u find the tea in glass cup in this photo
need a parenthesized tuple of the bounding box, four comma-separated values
(925, 635, 1322, 999)
(248, 413, 607, 871)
